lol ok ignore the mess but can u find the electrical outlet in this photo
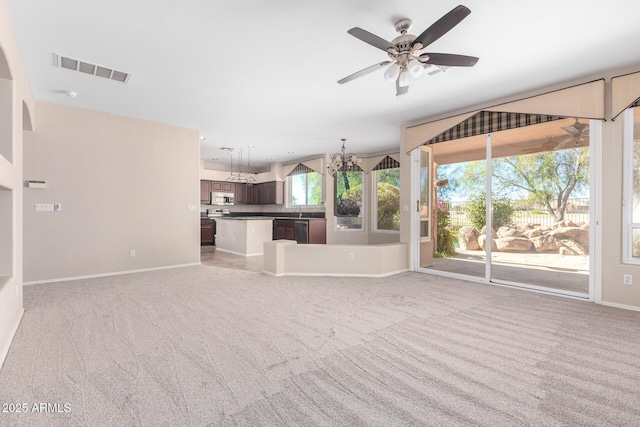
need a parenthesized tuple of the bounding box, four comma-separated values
(130, 250, 136, 258)
(623, 274, 632, 285)
(348, 252, 354, 260)
(188, 204, 197, 211)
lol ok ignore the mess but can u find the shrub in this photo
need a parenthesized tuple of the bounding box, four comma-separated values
(435, 200, 456, 257)
(336, 184, 362, 216)
(463, 193, 514, 230)
(377, 182, 400, 230)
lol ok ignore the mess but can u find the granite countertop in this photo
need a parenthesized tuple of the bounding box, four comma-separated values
(214, 216, 275, 220)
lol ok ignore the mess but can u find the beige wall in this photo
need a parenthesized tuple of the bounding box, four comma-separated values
(264, 240, 409, 276)
(600, 77, 640, 309)
(0, 0, 33, 368)
(23, 102, 200, 283)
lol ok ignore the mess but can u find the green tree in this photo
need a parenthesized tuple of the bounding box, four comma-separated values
(492, 148, 589, 221)
(307, 172, 322, 205)
(464, 193, 514, 230)
(335, 171, 363, 216)
(377, 182, 400, 230)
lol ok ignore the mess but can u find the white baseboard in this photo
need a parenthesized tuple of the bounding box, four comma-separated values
(23, 262, 202, 286)
(0, 308, 24, 370)
(600, 300, 640, 313)
(262, 268, 409, 278)
(215, 248, 263, 257)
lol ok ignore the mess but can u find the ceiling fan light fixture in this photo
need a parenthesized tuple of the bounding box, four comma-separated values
(398, 71, 411, 88)
(408, 58, 424, 79)
(383, 63, 400, 83)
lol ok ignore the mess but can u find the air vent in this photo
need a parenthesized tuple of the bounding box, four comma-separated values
(56, 54, 131, 83)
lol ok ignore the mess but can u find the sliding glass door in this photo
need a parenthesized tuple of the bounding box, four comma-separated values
(415, 118, 592, 297)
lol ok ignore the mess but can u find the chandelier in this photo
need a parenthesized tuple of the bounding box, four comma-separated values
(328, 139, 363, 176)
(224, 146, 256, 184)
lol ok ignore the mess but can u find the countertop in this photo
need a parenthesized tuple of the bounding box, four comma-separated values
(214, 216, 274, 220)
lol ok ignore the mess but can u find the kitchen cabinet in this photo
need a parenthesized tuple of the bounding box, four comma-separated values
(201, 218, 215, 246)
(235, 183, 254, 204)
(255, 181, 283, 205)
(200, 180, 212, 202)
(272, 218, 326, 244)
(211, 181, 235, 193)
(273, 219, 295, 240)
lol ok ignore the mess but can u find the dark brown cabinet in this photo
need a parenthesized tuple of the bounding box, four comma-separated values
(201, 218, 215, 246)
(201, 180, 283, 205)
(256, 181, 283, 205)
(211, 181, 235, 193)
(272, 218, 326, 244)
(200, 180, 211, 202)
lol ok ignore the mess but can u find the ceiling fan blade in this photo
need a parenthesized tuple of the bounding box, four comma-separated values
(412, 5, 471, 49)
(347, 27, 396, 52)
(396, 78, 409, 96)
(337, 61, 391, 84)
(420, 53, 478, 67)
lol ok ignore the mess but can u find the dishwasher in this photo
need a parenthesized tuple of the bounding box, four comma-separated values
(293, 220, 308, 244)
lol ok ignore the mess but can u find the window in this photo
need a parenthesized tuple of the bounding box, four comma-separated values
(334, 170, 363, 230)
(374, 167, 400, 231)
(624, 107, 640, 263)
(290, 171, 322, 206)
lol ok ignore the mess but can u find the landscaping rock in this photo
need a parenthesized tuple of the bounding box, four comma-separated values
(480, 226, 498, 239)
(495, 237, 533, 252)
(458, 226, 480, 250)
(559, 245, 577, 256)
(553, 219, 578, 229)
(550, 226, 584, 239)
(497, 226, 522, 238)
(560, 239, 587, 256)
(572, 229, 590, 251)
(523, 228, 543, 239)
(478, 234, 497, 251)
(530, 234, 559, 252)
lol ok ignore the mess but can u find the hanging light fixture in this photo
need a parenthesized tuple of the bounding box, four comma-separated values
(328, 139, 364, 176)
(224, 145, 256, 184)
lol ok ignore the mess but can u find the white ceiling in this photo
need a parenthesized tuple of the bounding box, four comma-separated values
(7, 1, 640, 170)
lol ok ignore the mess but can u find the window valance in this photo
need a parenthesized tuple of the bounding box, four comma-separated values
(406, 79, 605, 153)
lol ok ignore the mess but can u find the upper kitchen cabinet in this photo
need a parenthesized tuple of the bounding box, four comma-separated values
(211, 181, 235, 193)
(200, 180, 211, 202)
(235, 183, 252, 204)
(258, 181, 283, 205)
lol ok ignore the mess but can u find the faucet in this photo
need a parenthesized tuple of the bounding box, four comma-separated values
(297, 206, 302, 218)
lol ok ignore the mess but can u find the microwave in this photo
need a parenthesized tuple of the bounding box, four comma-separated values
(210, 192, 234, 205)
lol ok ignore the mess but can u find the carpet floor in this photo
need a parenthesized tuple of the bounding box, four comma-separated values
(1, 265, 639, 426)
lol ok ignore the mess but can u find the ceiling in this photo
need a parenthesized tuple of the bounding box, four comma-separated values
(7, 1, 640, 171)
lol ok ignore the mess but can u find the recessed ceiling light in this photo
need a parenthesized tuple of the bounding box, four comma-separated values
(65, 90, 78, 98)
(248, 144, 256, 148)
(266, 157, 272, 160)
(200, 136, 206, 141)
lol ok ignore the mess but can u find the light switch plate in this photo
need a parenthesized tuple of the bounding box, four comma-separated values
(35, 203, 54, 212)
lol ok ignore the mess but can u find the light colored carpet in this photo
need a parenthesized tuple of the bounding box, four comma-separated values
(1, 265, 639, 426)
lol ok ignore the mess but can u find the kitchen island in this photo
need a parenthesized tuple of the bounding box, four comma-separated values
(214, 217, 273, 256)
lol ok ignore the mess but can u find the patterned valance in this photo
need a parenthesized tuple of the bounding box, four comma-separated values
(425, 111, 565, 145)
(406, 79, 605, 152)
(286, 163, 314, 176)
(372, 155, 400, 170)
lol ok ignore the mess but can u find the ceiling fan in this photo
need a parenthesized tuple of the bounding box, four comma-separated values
(522, 119, 590, 154)
(337, 4, 479, 96)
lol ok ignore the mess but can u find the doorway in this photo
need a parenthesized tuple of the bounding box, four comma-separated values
(414, 117, 595, 298)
